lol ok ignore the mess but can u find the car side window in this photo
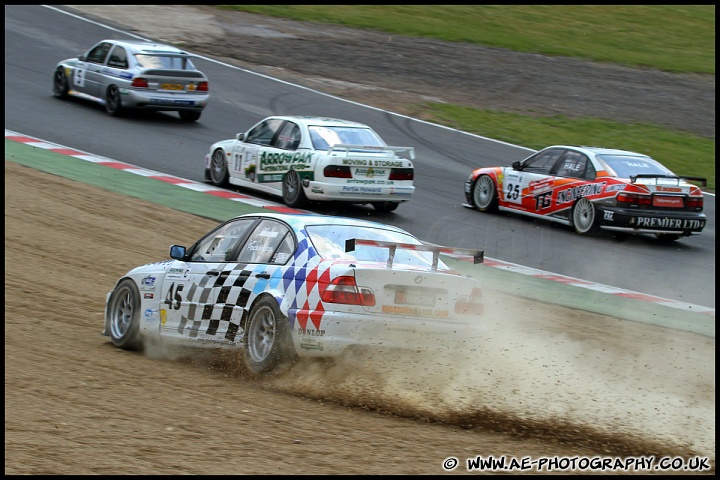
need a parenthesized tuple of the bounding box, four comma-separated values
(555, 152, 589, 179)
(189, 219, 256, 262)
(245, 119, 284, 146)
(274, 122, 301, 150)
(107, 46, 128, 69)
(86, 42, 112, 64)
(235, 219, 293, 264)
(522, 149, 564, 174)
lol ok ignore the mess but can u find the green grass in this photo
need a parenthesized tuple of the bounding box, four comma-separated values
(218, 5, 714, 74)
(216, 5, 715, 191)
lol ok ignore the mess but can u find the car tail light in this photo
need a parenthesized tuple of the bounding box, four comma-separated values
(324, 165, 352, 178)
(686, 196, 704, 209)
(454, 287, 483, 315)
(389, 168, 414, 181)
(197, 81, 208, 92)
(616, 192, 652, 206)
(321, 276, 375, 306)
(131, 77, 148, 88)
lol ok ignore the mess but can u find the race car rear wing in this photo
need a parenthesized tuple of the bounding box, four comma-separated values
(630, 174, 707, 187)
(327, 144, 415, 161)
(345, 238, 483, 270)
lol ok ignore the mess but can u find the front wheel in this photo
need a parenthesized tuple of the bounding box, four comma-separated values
(282, 170, 307, 208)
(243, 297, 297, 376)
(53, 67, 69, 99)
(472, 175, 498, 212)
(106, 279, 143, 351)
(372, 201, 399, 212)
(105, 85, 125, 117)
(209, 149, 229, 187)
(571, 197, 598, 235)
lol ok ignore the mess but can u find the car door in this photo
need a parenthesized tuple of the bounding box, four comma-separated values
(74, 41, 112, 98)
(229, 118, 284, 186)
(159, 218, 257, 343)
(549, 150, 600, 218)
(502, 148, 565, 214)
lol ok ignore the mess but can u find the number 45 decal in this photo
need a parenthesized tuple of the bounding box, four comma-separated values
(164, 283, 184, 310)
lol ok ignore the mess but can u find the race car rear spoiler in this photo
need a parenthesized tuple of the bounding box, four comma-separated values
(630, 174, 707, 187)
(345, 238, 483, 270)
(328, 144, 415, 161)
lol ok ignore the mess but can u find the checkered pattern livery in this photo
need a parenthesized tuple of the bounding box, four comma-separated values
(171, 230, 351, 343)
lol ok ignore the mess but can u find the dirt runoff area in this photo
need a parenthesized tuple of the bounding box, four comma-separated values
(4, 161, 715, 474)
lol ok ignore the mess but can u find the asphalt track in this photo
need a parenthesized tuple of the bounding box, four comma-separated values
(5, 132, 714, 338)
(4, 4, 716, 311)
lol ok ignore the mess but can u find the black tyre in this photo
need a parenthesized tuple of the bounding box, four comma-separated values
(209, 148, 229, 187)
(472, 175, 499, 212)
(372, 201, 400, 212)
(282, 169, 307, 208)
(243, 296, 297, 376)
(179, 110, 201, 122)
(106, 279, 143, 351)
(571, 197, 599, 235)
(655, 233, 681, 242)
(105, 85, 125, 117)
(53, 67, 70, 99)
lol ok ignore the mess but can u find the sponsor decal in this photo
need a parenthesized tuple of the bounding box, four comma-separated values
(259, 150, 313, 172)
(144, 293, 154, 299)
(166, 267, 189, 279)
(653, 196, 684, 207)
(605, 183, 626, 193)
(529, 177, 553, 193)
(144, 308, 158, 321)
(160, 309, 167, 326)
(556, 182, 606, 204)
(140, 275, 156, 291)
(341, 185, 382, 193)
(633, 217, 704, 230)
(656, 186, 683, 193)
(604, 211, 615, 221)
(295, 328, 325, 337)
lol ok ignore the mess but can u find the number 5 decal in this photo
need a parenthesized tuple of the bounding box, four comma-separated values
(164, 282, 184, 310)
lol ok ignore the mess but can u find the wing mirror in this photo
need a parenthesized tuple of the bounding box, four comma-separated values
(78, 54, 86, 61)
(236, 133, 245, 141)
(512, 160, 523, 171)
(169, 245, 187, 260)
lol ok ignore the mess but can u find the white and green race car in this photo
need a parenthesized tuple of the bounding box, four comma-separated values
(204, 115, 415, 212)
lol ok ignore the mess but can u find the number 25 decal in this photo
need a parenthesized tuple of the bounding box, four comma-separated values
(506, 182, 520, 200)
(164, 283, 184, 310)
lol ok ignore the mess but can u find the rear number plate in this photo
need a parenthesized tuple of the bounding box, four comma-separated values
(394, 290, 435, 307)
(653, 196, 683, 207)
(161, 83, 183, 90)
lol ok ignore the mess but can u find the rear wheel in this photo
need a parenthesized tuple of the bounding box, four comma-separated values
(53, 67, 69, 99)
(107, 279, 143, 351)
(105, 85, 125, 117)
(655, 233, 681, 242)
(209, 148, 229, 187)
(243, 297, 297, 376)
(372, 201, 399, 212)
(571, 197, 598, 235)
(179, 110, 201, 122)
(472, 175, 498, 212)
(282, 170, 307, 208)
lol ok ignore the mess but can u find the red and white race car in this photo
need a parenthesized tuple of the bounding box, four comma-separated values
(463, 145, 707, 241)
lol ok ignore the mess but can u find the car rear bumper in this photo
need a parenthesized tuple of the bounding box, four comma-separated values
(121, 88, 208, 111)
(289, 309, 483, 357)
(304, 180, 415, 203)
(598, 206, 707, 235)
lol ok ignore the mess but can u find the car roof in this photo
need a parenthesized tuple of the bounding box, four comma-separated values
(102, 39, 190, 56)
(263, 115, 371, 128)
(234, 212, 411, 233)
(549, 145, 649, 157)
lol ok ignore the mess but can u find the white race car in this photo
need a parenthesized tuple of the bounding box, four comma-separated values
(204, 116, 415, 212)
(104, 212, 484, 376)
